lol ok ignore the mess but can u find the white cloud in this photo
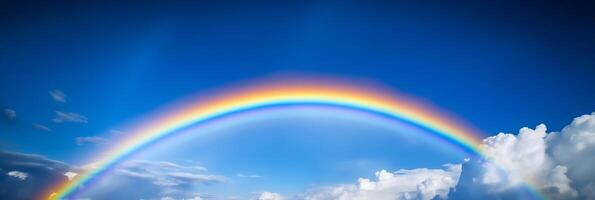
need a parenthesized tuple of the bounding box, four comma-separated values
(4, 108, 16, 120)
(255, 192, 285, 200)
(302, 164, 461, 200)
(466, 112, 595, 199)
(479, 124, 575, 196)
(547, 112, 595, 199)
(53, 111, 88, 123)
(64, 171, 78, 180)
(76, 136, 108, 145)
(7, 171, 28, 180)
(32, 123, 51, 132)
(49, 90, 66, 103)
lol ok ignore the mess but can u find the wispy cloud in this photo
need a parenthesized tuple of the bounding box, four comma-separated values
(237, 173, 263, 178)
(3, 109, 16, 120)
(49, 90, 66, 103)
(32, 123, 51, 132)
(75, 136, 108, 146)
(79, 159, 225, 199)
(53, 111, 88, 123)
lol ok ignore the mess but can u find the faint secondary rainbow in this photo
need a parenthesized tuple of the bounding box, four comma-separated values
(42, 78, 541, 199)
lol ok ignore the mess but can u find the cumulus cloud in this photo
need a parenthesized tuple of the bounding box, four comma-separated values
(479, 124, 576, 197)
(302, 164, 461, 200)
(76, 136, 109, 145)
(31, 123, 51, 132)
(49, 90, 66, 103)
(53, 111, 88, 123)
(3, 108, 16, 120)
(450, 112, 595, 200)
(7, 171, 28, 180)
(547, 112, 595, 199)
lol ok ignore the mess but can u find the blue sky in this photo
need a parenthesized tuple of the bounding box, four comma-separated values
(1, 1, 593, 161)
(1, 1, 595, 200)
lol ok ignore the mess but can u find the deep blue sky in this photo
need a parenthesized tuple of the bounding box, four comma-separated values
(1, 1, 594, 161)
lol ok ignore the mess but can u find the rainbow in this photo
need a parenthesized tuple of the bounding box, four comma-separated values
(42, 78, 542, 199)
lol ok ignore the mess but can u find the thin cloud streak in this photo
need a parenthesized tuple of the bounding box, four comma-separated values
(76, 136, 109, 146)
(49, 90, 66, 103)
(53, 111, 88, 123)
(32, 123, 51, 132)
